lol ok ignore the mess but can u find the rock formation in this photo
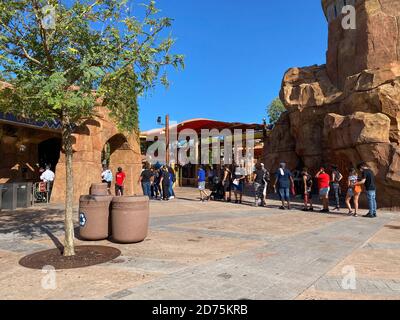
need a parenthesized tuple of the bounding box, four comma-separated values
(264, 0, 400, 209)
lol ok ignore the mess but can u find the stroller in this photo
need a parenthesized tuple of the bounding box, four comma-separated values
(209, 176, 224, 201)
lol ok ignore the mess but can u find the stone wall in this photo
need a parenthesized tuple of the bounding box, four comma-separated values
(0, 107, 142, 204)
(264, 0, 400, 209)
(51, 107, 142, 203)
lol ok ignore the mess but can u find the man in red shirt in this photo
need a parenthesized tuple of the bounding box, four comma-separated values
(115, 167, 126, 196)
(316, 165, 330, 213)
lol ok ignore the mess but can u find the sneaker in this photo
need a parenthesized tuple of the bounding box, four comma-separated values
(320, 209, 329, 213)
(169, 196, 174, 200)
(363, 213, 376, 218)
(279, 206, 285, 210)
(309, 208, 314, 212)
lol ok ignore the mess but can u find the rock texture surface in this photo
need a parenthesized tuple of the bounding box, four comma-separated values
(265, 0, 400, 209)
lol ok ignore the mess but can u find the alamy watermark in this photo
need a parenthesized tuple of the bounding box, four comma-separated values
(341, 265, 357, 290)
(145, 121, 256, 167)
(41, 265, 57, 290)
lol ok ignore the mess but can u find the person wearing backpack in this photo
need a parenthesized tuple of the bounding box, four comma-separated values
(331, 165, 343, 211)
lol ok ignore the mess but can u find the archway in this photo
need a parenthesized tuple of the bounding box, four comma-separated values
(38, 138, 62, 172)
(102, 134, 139, 196)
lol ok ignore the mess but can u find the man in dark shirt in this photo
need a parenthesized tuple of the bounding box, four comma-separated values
(273, 162, 294, 210)
(139, 163, 154, 198)
(357, 162, 377, 218)
(253, 163, 266, 206)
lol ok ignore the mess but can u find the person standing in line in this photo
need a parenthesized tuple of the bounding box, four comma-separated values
(253, 163, 266, 207)
(168, 165, 176, 200)
(222, 165, 232, 202)
(232, 164, 246, 204)
(197, 165, 209, 202)
(101, 165, 113, 195)
(115, 167, 126, 196)
(153, 165, 162, 199)
(316, 165, 331, 213)
(331, 165, 343, 211)
(159, 165, 171, 201)
(139, 163, 154, 198)
(356, 162, 378, 218)
(260, 163, 270, 205)
(40, 164, 55, 202)
(207, 165, 215, 188)
(301, 167, 314, 212)
(273, 162, 294, 210)
(345, 167, 361, 217)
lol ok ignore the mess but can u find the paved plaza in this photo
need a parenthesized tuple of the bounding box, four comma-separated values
(0, 187, 400, 300)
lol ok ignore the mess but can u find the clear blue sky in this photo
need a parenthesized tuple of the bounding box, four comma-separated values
(139, 0, 328, 131)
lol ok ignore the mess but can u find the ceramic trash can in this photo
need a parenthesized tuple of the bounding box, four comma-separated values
(111, 196, 150, 243)
(90, 183, 109, 196)
(79, 195, 113, 240)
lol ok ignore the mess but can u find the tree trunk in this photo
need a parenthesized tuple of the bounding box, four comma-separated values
(62, 115, 75, 257)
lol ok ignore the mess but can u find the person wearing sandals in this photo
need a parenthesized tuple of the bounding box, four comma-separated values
(345, 168, 362, 217)
(301, 167, 314, 212)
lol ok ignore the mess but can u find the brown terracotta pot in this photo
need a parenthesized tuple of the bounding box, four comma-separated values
(79, 195, 113, 240)
(111, 196, 150, 243)
(90, 183, 109, 196)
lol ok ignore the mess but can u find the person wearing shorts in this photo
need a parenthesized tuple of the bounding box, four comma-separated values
(301, 167, 314, 212)
(222, 165, 232, 202)
(345, 168, 361, 217)
(232, 165, 246, 204)
(198, 166, 209, 202)
(273, 162, 294, 210)
(115, 167, 126, 196)
(316, 165, 330, 213)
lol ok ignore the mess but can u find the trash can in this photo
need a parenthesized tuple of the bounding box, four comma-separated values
(0, 183, 32, 210)
(16, 182, 32, 208)
(79, 195, 113, 240)
(111, 196, 150, 243)
(90, 183, 109, 196)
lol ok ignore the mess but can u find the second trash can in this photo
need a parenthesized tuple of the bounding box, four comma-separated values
(79, 195, 113, 240)
(90, 183, 109, 196)
(111, 196, 150, 243)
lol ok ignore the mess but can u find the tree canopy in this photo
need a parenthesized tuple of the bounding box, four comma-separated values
(0, 0, 184, 256)
(0, 0, 184, 132)
(266, 97, 286, 125)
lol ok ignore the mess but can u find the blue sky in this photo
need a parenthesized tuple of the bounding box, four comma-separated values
(138, 0, 329, 131)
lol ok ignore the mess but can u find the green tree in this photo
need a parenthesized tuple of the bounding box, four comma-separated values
(0, 0, 184, 256)
(267, 97, 286, 125)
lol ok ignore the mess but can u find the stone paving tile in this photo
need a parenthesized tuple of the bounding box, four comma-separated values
(102, 256, 188, 274)
(362, 242, 400, 250)
(0, 239, 50, 253)
(118, 216, 390, 300)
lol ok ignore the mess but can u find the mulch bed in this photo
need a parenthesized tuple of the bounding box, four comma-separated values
(19, 245, 121, 270)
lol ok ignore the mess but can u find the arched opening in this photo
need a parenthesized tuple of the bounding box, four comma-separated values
(38, 138, 62, 173)
(101, 134, 138, 196)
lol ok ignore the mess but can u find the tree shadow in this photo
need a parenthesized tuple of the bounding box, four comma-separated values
(0, 206, 76, 239)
